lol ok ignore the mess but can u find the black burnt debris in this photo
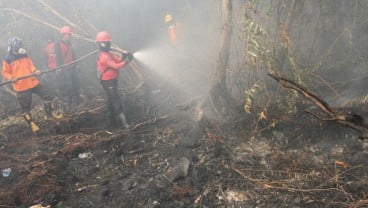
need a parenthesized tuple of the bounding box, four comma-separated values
(1, 1, 368, 208)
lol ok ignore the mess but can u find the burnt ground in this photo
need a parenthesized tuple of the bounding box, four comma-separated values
(0, 77, 368, 208)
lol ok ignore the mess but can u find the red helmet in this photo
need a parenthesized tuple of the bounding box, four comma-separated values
(96, 31, 112, 42)
(60, 26, 73, 34)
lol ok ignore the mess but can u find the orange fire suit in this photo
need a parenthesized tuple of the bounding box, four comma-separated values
(2, 54, 39, 92)
(2, 53, 54, 113)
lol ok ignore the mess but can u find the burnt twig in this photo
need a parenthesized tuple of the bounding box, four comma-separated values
(269, 72, 368, 139)
(131, 115, 168, 131)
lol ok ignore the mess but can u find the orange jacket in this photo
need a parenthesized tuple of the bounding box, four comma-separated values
(168, 22, 183, 45)
(57, 41, 75, 69)
(97, 51, 127, 80)
(2, 54, 39, 92)
(45, 42, 57, 69)
(168, 25, 177, 45)
(45, 41, 75, 70)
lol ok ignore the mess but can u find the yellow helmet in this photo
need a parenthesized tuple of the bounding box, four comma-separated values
(165, 14, 173, 23)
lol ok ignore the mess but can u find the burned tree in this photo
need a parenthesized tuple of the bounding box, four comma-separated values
(209, 0, 233, 117)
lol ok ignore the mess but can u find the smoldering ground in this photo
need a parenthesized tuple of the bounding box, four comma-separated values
(1, 1, 368, 208)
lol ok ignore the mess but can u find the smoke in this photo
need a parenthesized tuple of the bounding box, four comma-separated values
(133, 46, 181, 79)
(0, 0, 219, 101)
(133, 41, 213, 100)
(129, 0, 218, 100)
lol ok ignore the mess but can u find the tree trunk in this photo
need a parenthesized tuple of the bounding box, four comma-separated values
(209, 0, 233, 117)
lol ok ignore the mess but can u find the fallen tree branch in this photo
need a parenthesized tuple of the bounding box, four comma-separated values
(269, 72, 368, 139)
(262, 183, 340, 193)
(131, 115, 168, 131)
(305, 71, 339, 98)
(36, 0, 82, 31)
(0, 8, 95, 43)
(0, 8, 59, 31)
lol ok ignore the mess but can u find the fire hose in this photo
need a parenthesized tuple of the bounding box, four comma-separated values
(0, 48, 147, 100)
(0, 48, 145, 88)
(0, 49, 99, 87)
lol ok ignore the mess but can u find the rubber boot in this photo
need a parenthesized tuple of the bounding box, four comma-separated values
(23, 112, 40, 133)
(44, 101, 53, 118)
(44, 101, 63, 119)
(108, 113, 118, 128)
(118, 112, 130, 129)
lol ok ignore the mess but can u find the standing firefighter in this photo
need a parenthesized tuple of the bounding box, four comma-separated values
(2, 37, 63, 132)
(95, 31, 133, 128)
(165, 13, 183, 46)
(45, 26, 80, 111)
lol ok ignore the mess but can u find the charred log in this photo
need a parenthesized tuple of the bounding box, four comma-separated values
(209, 0, 233, 117)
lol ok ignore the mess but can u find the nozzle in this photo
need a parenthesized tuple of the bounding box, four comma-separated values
(122, 51, 134, 62)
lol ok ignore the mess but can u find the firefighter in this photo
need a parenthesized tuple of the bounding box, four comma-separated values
(45, 26, 80, 111)
(164, 13, 183, 46)
(2, 37, 63, 132)
(95, 31, 133, 128)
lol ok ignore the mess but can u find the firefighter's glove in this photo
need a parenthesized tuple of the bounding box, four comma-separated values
(122, 51, 133, 63)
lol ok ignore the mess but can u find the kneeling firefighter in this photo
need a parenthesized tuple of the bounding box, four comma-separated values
(95, 31, 133, 127)
(2, 37, 63, 132)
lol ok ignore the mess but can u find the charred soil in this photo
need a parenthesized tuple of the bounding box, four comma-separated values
(0, 85, 368, 208)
